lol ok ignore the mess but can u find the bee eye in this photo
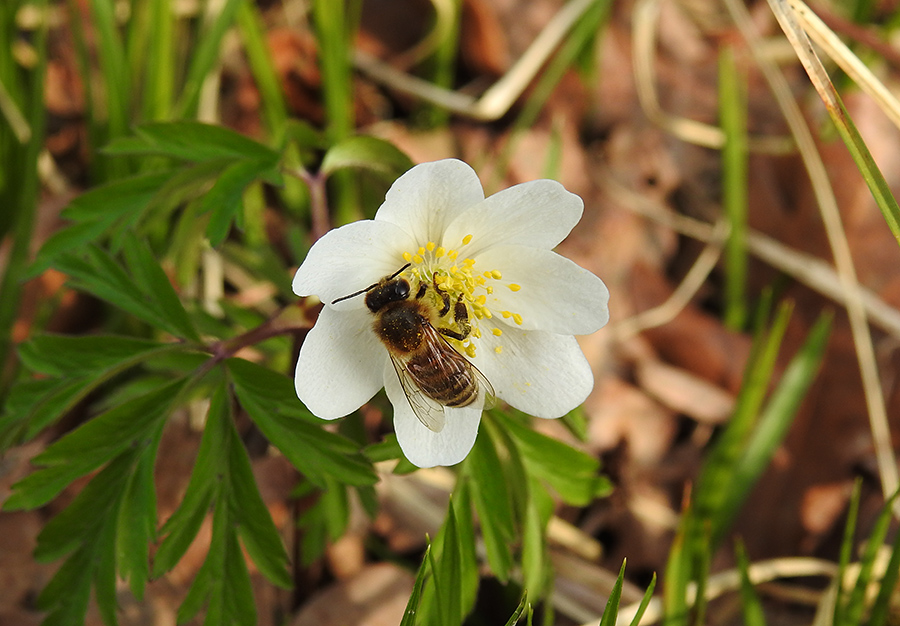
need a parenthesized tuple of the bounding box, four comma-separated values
(394, 280, 410, 299)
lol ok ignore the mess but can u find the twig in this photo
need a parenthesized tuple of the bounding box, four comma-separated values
(787, 0, 900, 131)
(632, 0, 794, 154)
(602, 174, 900, 340)
(610, 218, 730, 340)
(354, 0, 597, 121)
(602, 557, 839, 626)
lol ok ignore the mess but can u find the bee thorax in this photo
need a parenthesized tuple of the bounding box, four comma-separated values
(376, 305, 425, 353)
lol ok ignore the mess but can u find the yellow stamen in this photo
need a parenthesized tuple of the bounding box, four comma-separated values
(413, 254, 423, 264)
(475, 295, 486, 305)
(495, 346, 503, 354)
(435, 246, 445, 257)
(492, 327, 503, 336)
(426, 241, 435, 252)
(448, 249, 458, 260)
(403, 251, 412, 262)
(512, 313, 523, 325)
(473, 328, 482, 338)
(508, 283, 521, 292)
(465, 344, 477, 358)
(486, 286, 494, 294)
(417, 246, 426, 256)
(462, 234, 473, 245)
(491, 270, 502, 280)
(501, 311, 512, 319)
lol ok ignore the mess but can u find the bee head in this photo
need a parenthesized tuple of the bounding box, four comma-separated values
(365, 277, 410, 312)
(331, 263, 413, 309)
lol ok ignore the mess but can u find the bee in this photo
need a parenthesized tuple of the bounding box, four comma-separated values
(332, 263, 493, 432)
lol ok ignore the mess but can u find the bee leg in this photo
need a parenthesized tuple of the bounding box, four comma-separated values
(431, 272, 452, 317)
(439, 295, 472, 341)
(414, 281, 428, 300)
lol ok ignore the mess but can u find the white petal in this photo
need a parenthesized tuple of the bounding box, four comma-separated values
(374, 159, 485, 245)
(444, 180, 583, 257)
(384, 360, 483, 468)
(292, 219, 417, 310)
(295, 306, 387, 419)
(471, 328, 593, 419)
(475, 245, 609, 335)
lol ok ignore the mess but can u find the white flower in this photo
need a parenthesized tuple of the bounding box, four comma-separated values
(293, 159, 609, 468)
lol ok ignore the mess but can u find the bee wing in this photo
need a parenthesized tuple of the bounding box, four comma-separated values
(469, 358, 496, 410)
(388, 353, 446, 433)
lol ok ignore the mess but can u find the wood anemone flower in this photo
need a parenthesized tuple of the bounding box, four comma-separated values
(293, 159, 609, 468)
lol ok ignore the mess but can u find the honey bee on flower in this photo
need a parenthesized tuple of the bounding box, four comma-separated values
(293, 159, 609, 468)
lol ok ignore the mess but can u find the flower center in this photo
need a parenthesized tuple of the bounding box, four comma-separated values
(400, 234, 523, 358)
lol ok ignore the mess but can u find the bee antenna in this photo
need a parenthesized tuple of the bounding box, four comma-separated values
(331, 263, 412, 305)
(388, 262, 412, 280)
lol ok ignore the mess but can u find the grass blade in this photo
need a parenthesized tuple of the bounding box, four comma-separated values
(842, 489, 900, 626)
(236, 2, 288, 140)
(735, 541, 767, 626)
(693, 300, 793, 544)
(833, 479, 861, 626)
(628, 573, 657, 626)
(175, 0, 244, 118)
(0, 0, 48, 390)
(714, 312, 832, 543)
(599, 560, 627, 626)
(719, 44, 749, 330)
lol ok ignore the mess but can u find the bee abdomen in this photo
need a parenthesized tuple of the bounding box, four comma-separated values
(407, 355, 478, 407)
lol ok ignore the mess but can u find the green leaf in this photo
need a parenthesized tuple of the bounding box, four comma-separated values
(121, 233, 200, 340)
(105, 121, 279, 163)
(227, 410, 292, 589)
(521, 477, 554, 598)
(496, 412, 603, 506)
(55, 242, 199, 340)
(0, 377, 88, 448)
(116, 435, 161, 601)
(4, 379, 185, 511)
(27, 170, 178, 276)
(36, 541, 94, 625)
(18, 334, 168, 377)
(228, 358, 377, 487)
(154, 387, 229, 576)
(202, 158, 277, 246)
(320, 135, 414, 179)
(172, 386, 260, 626)
(33, 451, 135, 563)
(464, 424, 515, 581)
